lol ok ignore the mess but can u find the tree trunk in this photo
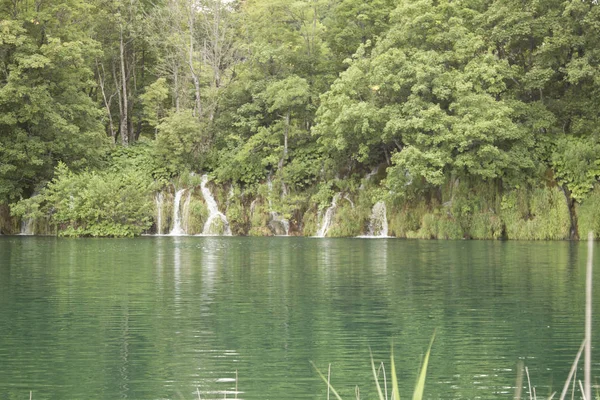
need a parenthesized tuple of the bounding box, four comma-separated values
(173, 62, 180, 112)
(119, 23, 129, 146)
(278, 110, 290, 171)
(188, 2, 202, 118)
(561, 185, 579, 240)
(97, 61, 116, 144)
(278, 110, 290, 197)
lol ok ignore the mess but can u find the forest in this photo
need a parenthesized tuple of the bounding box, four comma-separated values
(0, 0, 599, 239)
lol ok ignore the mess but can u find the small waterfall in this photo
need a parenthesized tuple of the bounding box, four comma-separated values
(200, 175, 232, 236)
(266, 175, 290, 236)
(269, 212, 290, 236)
(316, 193, 341, 238)
(20, 218, 35, 235)
(155, 192, 164, 235)
(367, 201, 389, 237)
(169, 189, 187, 235)
(359, 166, 380, 190)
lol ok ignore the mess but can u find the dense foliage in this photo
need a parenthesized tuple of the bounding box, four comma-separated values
(1, 0, 599, 237)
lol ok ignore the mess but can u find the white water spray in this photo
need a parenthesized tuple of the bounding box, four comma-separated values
(269, 212, 290, 236)
(316, 193, 341, 238)
(20, 218, 34, 235)
(201, 175, 232, 236)
(367, 201, 388, 237)
(266, 175, 290, 236)
(169, 189, 187, 235)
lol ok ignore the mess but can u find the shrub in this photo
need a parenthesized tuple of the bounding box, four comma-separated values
(12, 163, 153, 237)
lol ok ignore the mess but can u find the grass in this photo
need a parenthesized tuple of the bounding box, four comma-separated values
(311, 331, 436, 400)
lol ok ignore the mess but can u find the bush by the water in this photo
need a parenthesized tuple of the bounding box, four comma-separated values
(12, 162, 154, 237)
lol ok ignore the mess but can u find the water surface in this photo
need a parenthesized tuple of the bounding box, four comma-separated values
(0, 237, 598, 399)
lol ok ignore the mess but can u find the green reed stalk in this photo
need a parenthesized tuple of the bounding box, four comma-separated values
(312, 332, 435, 400)
(413, 333, 435, 400)
(585, 231, 594, 400)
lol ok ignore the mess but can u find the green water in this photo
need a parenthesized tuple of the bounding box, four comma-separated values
(0, 237, 598, 400)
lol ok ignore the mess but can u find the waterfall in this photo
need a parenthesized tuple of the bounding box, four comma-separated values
(316, 193, 341, 238)
(367, 201, 389, 237)
(269, 212, 290, 236)
(200, 175, 232, 236)
(20, 218, 35, 235)
(266, 175, 290, 236)
(359, 166, 380, 190)
(169, 189, 187, 235)
(155, 192, 164, 235)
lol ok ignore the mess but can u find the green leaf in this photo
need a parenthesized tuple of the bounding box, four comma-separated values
(370, 348, 386, 400)
(391, 343, 401, 400)
(310, 361, 344, 400)
(413, 331, 435, 400)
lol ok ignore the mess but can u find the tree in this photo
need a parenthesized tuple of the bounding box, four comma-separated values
(0, 1, 107, 203)
(315, 0, 537, 188)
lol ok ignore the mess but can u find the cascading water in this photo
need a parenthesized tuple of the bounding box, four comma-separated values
(200, 175, 232, 236)
(269, 212, 290, 236)
(316, 193, 341, 238)
(367, 200, 388, 237)
(20, 218, 35, 235)
(155, 192, 164, 235)
(169, 189, 187, 235)
(266, 175, 290, 236)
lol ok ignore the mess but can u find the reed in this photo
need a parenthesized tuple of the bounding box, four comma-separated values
(519, 231, 594, 400)
(312, 332, 435, 400)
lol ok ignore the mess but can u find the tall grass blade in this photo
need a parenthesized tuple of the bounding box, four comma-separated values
(585, 231, 594, 400)
(515, 360, 524, 400)
(328, 363, 331, 400)
(571, 370, 576, 400)
(580, 380, 588, 400)
(310, 361, 344, 400)
(412, 331, 436, 400)
(391, 344, 400, 400)
(526, 366, 533, 400)
(559, 339, 586, 400)
(379, 362, 388, 400)
(370, 348, 386, 400)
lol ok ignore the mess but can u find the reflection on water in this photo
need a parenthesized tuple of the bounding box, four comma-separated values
(174, 237, 182, 307)
(0, 237, 599, 399)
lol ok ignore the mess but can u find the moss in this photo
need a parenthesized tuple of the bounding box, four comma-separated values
(302, 207, 319, 237)
(500, 186, 570, 240)
(418, 213, 438, 239)
(226, 185, 249, 235)
(327, 198, 363, 237)
(470, 212, 503, 240)
(248, 226, 272, 236)
(576, 186, 600, 239)
(437, 215, 463, 239)
(0, 204, 19, 234)
(388, 201, 429, 238)
(186, 194, 208, 234)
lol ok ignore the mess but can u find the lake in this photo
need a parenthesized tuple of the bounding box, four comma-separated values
(0, 236, 598, 399)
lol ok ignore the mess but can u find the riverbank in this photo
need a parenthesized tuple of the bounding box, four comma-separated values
(4, 167, 599, 239)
